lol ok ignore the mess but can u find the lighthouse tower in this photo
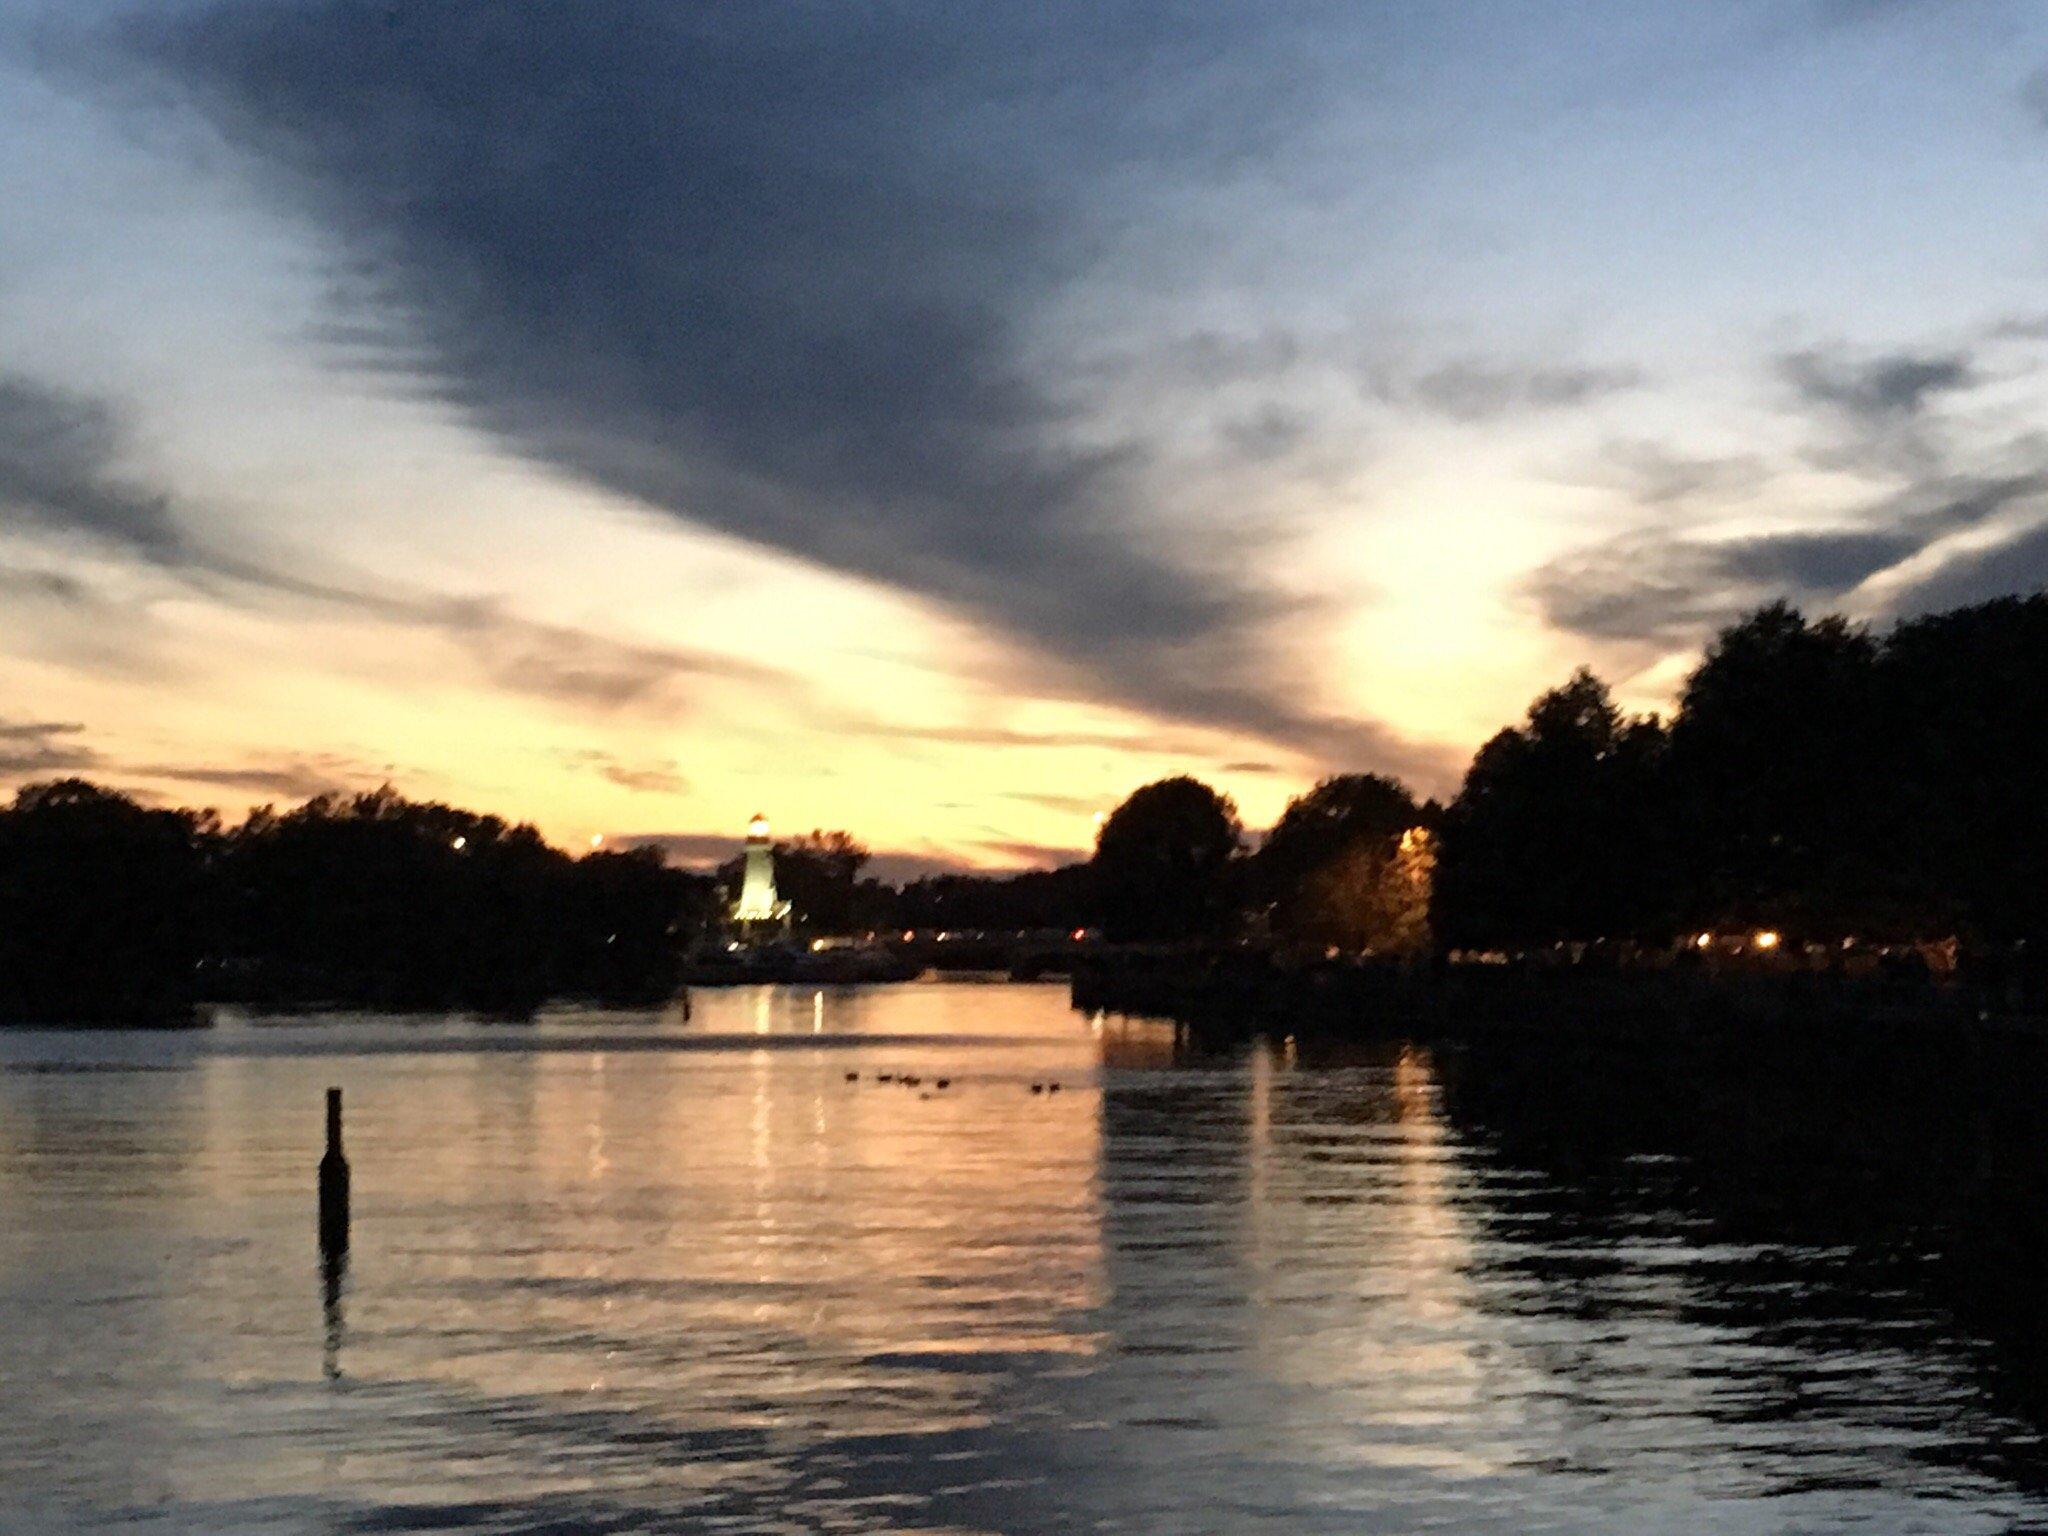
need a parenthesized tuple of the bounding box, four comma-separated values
(732, 813, 791, 934)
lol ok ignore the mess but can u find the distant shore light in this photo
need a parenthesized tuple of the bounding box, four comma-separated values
(1754, 930, 1781, 950)
(452, 835, 467, 851)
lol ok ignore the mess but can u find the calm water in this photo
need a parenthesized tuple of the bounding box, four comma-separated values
(1, 981, 2043, 1534)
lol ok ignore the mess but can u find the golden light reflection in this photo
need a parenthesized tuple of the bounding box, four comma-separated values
(1233, 1041, 1537, 1479)
(321, 985, 1119, 1444)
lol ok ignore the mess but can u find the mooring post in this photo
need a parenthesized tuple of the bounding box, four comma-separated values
(318, 1086, 350, 1256)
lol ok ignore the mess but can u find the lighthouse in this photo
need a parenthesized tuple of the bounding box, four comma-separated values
(731, 813, 792, 934)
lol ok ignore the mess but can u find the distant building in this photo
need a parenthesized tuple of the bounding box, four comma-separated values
(731, 813, 792, 935)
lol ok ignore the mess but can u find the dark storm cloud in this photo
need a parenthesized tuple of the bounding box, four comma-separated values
(1129, 680, 1459, 786)
(0, 717, 97, 777)
(97, 0, 1363, 750)
(864, 848, 993, 882)
(1376, 359, 1643, 422)
(0, 376, 187, 562)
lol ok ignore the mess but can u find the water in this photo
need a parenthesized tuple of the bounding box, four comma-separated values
(1, 981, 2043, 1534)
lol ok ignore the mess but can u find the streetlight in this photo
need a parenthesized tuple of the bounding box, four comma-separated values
(451, 835, 467, 851)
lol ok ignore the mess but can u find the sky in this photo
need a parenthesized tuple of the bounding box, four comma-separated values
(4, 0, 2048, 875)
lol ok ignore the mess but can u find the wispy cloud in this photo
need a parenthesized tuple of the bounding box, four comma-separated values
(0, 376, 187, 563)
(120, 755, 368, 802)
(1779, 345, 1974, 425)
(616, 829, 988, 882)
(1528, 332, 2048, 647)
(0, 367, 789, 718)
(1002, 790, 1104, 817)
(1561, 440, 1773, 509)
(558, 749, 690, 797)
(1894, 517, 2048, 610)
(0, 562, 95, 605)
(971, 837, 1090, 868)
(0, 716, 389, 804)
(2021, 63, 2048, 127)
(0, 717, 97, 778)
(1527, 472, 2048, 644)
(1372, 358, 1643, 423)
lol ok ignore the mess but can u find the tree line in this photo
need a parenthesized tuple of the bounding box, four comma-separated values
(1084, 595, 2048, 995)
(3, 591, 2041, 1022)
(0, 783, 718, 1022)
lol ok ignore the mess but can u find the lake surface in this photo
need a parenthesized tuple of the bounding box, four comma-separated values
(2, 980, 2044, 1534)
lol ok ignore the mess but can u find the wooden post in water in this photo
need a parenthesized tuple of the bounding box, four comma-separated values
(318, 1087, 350, 1256)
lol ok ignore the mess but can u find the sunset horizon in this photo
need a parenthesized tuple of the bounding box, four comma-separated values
(10, 2, 2048, 874)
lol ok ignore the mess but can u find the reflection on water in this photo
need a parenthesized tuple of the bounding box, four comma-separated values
(1, 983, 2044, 1533)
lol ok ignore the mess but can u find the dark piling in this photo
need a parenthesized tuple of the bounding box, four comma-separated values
(318, 1087, 350, 1257)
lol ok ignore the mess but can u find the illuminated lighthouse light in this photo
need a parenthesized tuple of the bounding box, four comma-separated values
(732, 812, 791, 930)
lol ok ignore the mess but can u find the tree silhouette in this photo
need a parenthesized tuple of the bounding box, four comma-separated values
(1435, 669, 1671, 949)
(896, 863, 1096, 933)
(1668, 603, 1889, 937)
(1092, 777, 1242, 943)
(0, 780, 213, 1023)
(775, 830, 871, 934)
(1880, 595, 2048, 948)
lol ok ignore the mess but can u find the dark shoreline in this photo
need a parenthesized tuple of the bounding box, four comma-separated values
(1070, 950, 2048, 1053)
